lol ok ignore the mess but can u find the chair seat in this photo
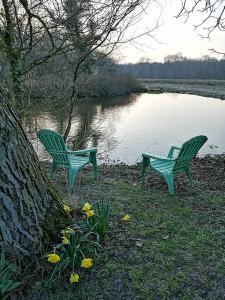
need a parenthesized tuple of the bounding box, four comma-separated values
(68, 155, 89, 168)
(150, 158, 176, 174)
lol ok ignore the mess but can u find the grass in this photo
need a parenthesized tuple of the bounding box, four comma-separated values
(139, 79, 225, 100)
(25, 155, 225, 299)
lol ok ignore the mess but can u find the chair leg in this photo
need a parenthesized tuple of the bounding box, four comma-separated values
(164, 173, 175, 195)
(49, 162, 57, 179)
(183, 166, 192, 185)
(141, 157, 149, 185)
(90, 152, 97, 179)
(68, 168, 78, 192)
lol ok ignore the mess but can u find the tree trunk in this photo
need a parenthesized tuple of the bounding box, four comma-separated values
(63, 99, 73, 141)
(0, 98, 67, 255)
(2, 0, 27, 116)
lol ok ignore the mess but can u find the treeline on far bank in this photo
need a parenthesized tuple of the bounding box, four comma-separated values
(0, 52, 142, 107)
(117, 54, 225, 80)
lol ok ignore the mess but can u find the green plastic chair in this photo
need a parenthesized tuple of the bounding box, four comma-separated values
(37, 129, 97, 191)
(141, 135, 208, 195)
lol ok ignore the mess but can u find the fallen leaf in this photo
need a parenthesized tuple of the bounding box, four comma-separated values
(135, 240, 144, 247)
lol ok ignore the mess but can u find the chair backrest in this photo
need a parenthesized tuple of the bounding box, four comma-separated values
(174, 135, 208, 170)
(37, 129, 69, 164)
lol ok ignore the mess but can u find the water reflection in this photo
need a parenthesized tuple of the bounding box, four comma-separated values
(27, 94, 138, 162)
(27, 93, 225, 164)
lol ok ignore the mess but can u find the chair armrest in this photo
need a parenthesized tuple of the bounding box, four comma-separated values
(67, 148, 97, 155)
(142, 153, 174, 161)
(167, 145, 181, 159)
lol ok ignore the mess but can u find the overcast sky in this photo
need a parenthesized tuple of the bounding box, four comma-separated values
(118, 0, 225, 63)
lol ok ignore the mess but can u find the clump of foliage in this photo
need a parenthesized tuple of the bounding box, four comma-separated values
(82, 73, 143, 98)
(0, 250, 20, 299)
(47, 225, 100, 281)
(85, 200, 110, 238)
(46, 200, 111, 283)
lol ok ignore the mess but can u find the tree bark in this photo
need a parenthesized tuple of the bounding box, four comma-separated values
(0, 98, 67, 255)
(2, 0, 27, 115)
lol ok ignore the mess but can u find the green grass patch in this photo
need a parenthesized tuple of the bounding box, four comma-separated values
(26, 157, 225, 299)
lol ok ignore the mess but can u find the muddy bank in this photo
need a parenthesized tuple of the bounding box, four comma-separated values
(42, 154, 225, 200)
(139, 79, 225, 100)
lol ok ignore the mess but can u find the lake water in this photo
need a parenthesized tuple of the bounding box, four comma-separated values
(28, 93, 225, 164)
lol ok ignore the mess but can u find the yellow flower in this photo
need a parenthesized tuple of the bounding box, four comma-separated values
(61, 229, 66, 236)
(62, 236, 70, 244)
(122, 214, 130, 221)
(61, 227, 74, 236)
(85, 210, 94, 218)
(47, 253, 60, 263)
(65, 227, 74, 234)
(63, 204, 71, 213)
(82, 202, 92, 212)
(81, 258, 93, 269)
(70, 273, 79, 283)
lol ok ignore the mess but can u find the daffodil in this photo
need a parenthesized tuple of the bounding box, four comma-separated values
(122, 214, 130, 221)
(47, 253, 60, 263)
(65, 227, 75, 234)
(62, 236, 70, 244)
(81, 258, 93, 269)
(82, 202, 92, 212)
(70, 273, 79, 283)
(61, 227, 75, 236)
(63, 204, 71, 213)
(85, 210, 94, 218)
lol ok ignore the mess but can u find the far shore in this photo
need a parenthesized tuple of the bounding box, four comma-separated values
(139, 78, 225, 100)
